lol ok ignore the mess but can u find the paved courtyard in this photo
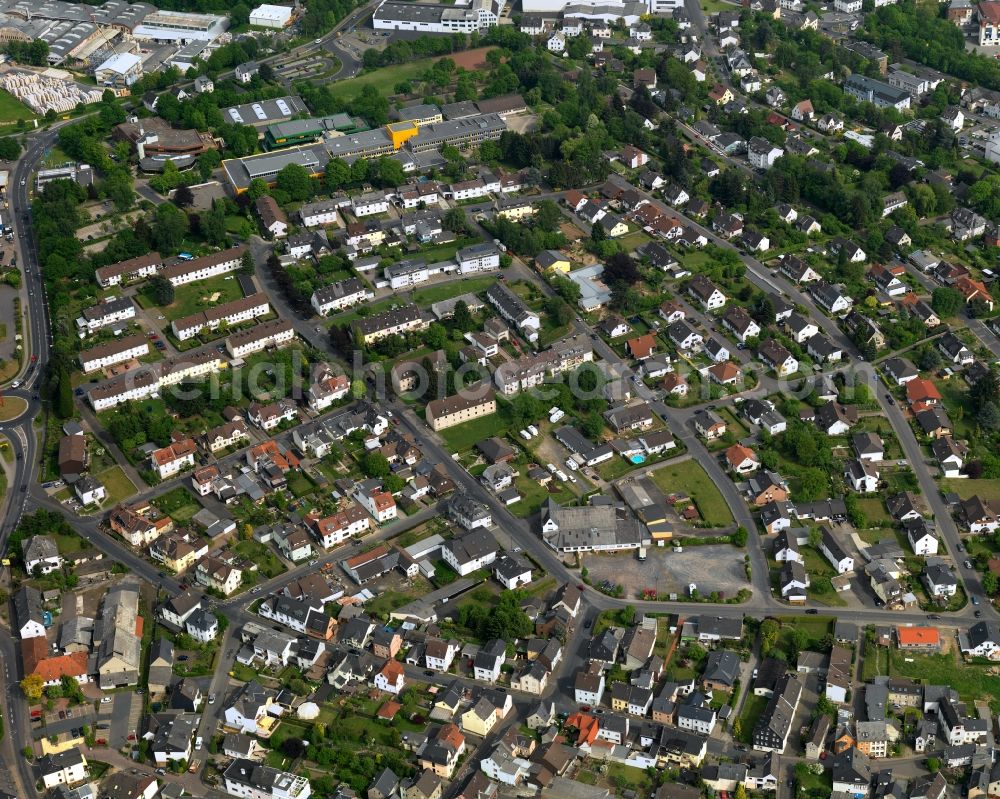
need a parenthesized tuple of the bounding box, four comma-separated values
(583, 544, 749, 600)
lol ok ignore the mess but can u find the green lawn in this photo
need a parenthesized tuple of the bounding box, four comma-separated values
(942, 478, 1000, 500)
(437, 412, 507, 453)
(648, 460, 734, 527)
(409, 237, 480, 267)
(161, 274, 245, 322)
(409, 274, 497, 306)
(735, 694, 768, 743)
(800, 546, 848, 607)
(233, 540, 285, 579)
(856, 498, 892, 527)
(0, 89, 35, 124)
(509, 473, 576, 518)
(95, 466, 137, 508)
(887, 647, 1000, 712)
(152, 486, 201, 521)
(326, 57, 444, 100)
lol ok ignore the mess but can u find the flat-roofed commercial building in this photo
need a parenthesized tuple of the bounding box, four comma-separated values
(249, 3, 293, 27)
(374, 0, 505, 32)
(132, 9, 228, 41)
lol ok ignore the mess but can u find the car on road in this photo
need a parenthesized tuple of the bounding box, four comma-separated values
(577, 584, 585, 590)
(100, 697, 112, 704)
(965, 560, 974, 569)
(423, 670, 435, 677)
(584, 618, 592, 628)
(805, 608, 818, 614)
(927, 614, 940, 620)
(309, 559, 318, 566)
(195, 736, 203, 750)
(972, 595, 979, 605)
(208, 694, 216, 704)
(975, 610, 983, 617)
(156, 769, 166, 776)
(251, 586, 262, 593)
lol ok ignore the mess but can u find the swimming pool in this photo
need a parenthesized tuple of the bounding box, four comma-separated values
(630, 455, 646, 464)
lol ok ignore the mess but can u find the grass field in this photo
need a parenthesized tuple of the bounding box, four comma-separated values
(735, 694, 768, 743)
(95, 465, 137, 508)
(0, 89, 36, 124)
(326, 57, 442, 100)
(143, 274, 244, 322)
(437, 412, 508, 453)
(409, 275, 496, 306)
(152, 486, 201, 522)
(649, 460, 734, 527)
(887, 647, 1000, 711)
(856, 497, 892, 526)
(942, 478, 1000, 500)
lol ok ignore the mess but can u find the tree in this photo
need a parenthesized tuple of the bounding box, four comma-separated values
(240, 251, 255, 274)
(0, 136, 21, 161)
(735, 785, 748, 799)
(152, 202, 189, 254)
(172, 184, 194, 208)
(983, 572, 999, 596)
(452, 300, 473, 330)
(760, 619, 780, 654)
(148, 274, 175, 306)
(20, 674, 43, 701)
(276, 163, 313, 202)
(732, 717, 743, 739)
(544, 296, 573, 327)
(56, 369, 73, 419)
(926, 758, 940, 773)
(931, 287, 963, 318)
(362, 451, 390, 479)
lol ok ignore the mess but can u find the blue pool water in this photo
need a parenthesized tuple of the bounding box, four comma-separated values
(630, 455, 646, 464)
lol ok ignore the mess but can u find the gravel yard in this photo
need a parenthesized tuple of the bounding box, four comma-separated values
(583, 544, 748, 600)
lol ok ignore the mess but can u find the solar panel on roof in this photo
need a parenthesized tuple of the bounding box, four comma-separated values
(276, 99, 290, 116)
(228, 109, 243, 123)
(252, 104, 266, 120)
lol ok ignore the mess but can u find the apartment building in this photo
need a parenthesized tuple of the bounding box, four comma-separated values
(77, 296, 136, 333)
(226, 319, 296, 359)
(160, 245, 247, 286)
(353, 304, 426, 344)
(310, 278, 374, 316)
(426, 388, 496, 431)
(88, 350, 224, 410)
(95, 251, 162, 288)
(172, 294, 271, 341)
(79, 334, 149, 373)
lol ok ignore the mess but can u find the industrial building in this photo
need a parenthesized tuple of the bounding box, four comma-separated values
(373, 0, 506, 33)
(94, 51, 143, 86)
(132, 9, 228, 42)
(249, 3, 293, 27)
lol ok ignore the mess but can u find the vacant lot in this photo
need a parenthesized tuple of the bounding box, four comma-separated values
(584, 544, 747, 600)
(648, 460, 734, 527)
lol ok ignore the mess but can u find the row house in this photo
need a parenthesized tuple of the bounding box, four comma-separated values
(160, 246, 247, 287)
(226, 319, 295, 359)
(171, 294, 270, 341)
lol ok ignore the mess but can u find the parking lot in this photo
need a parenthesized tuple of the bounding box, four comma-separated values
(583, 544, 749, 600)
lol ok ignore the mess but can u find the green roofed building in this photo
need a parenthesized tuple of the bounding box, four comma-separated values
(264, 114, 369, 150)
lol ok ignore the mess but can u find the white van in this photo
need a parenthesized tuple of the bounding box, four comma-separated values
(519, 430, 531, 440)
